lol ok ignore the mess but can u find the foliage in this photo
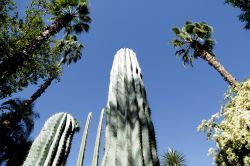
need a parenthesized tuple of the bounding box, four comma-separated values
(0, 0, 91, 99)
(224, 0, 250, 29)
(162, 148, 187, 166)
(0, 98, 39, 165)
(198, 78, 250, 165)
(171, 21, 215, 66)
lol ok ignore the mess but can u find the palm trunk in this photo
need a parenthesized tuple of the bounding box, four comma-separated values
(0, 76, 54, 129)
(20, 76, 54, 109)
(1, 57, 64, 129)
(0, 14, 73, 84)
(192, 42, 238, 87)
(18, 58, 64, 110)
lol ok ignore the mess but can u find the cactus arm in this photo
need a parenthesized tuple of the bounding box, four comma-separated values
(51, 115, 75, 166)
(23, 112, 78, 166)
(91, 109, 105, 166)
(23, 113, 65, 166)
(76, 112, 92, 166)
(44, 113, 68, 165)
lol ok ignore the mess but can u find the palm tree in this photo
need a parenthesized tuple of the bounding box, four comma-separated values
(0, 0, 91, 86)
(18, 34, 83, 111)
(171, 21, 238, 87)
(0, 98, 39, 165)
(162, 148, 187, 166)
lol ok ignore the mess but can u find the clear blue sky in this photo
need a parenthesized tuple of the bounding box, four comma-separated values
(15, 0, 250, 165)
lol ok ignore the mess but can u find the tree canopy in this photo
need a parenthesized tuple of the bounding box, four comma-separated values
(225, 0, 250, 29)
(0, 0, 91, 164)
(0, 0, 91, 99)
(198, 79, 250, 165)
(0, 98, 39, 165)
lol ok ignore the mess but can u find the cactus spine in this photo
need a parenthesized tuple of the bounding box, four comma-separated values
(92, 109, 105, 166)
(77, 112, 92, 166)
(101, 48, 160, 166)
(23, 112, 79, 166)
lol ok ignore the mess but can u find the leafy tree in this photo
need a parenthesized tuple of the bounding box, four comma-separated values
(0, 98, 39, 165)
(162, 148, 187, 166)
(224, 0, 250, 29)
(171, 21, 238, 87)
(198, 79, 250, 165)
(0, 0, 91, 98)
(19, 34, 83, 111)
(0, 1, 90, 164)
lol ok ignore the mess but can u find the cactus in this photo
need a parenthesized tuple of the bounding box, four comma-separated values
(77, 112, 92, 166)
(101, 48, 160, 166)
(92, 109, 105, 166)
(23, 112, 79, 166)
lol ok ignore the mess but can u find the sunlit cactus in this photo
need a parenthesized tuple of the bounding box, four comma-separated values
(77, 112, 92, 166)
(23, 112, 79, 166)
(101, 48, 160, 166)
(92, 109, 105, 166)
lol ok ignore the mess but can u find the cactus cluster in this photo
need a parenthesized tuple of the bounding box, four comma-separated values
(22, 48, 159, 166)
(23, 112, 79, 166)
(101, 48, 159, 166)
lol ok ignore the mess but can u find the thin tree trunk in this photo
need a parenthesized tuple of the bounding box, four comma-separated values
(0, 76, 53, 128)
(0, 14, 73, 84)
(18, 58, 64, 110)
(1, 58, 64, 128)
(20, 76, 54, 109)
(192, 42, 238, 87)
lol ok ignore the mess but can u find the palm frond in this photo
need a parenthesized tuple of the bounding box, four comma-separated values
(162, 148, 187, 166)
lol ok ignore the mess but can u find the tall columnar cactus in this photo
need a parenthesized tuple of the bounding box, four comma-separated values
(77, 112, 92, 166)
(23, 112, 79, 166)
(101, 48, 160, 166)
(92, 109, 105, 166)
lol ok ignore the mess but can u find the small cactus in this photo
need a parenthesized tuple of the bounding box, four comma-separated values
(77, 112, 92, 166)
(92, 109, 105, 166)
(23, 112, 79, 166)
(101, 48, 160, 166)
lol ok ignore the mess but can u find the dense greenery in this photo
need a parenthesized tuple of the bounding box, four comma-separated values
(0, 0, 91, 165)
(198, 79, 250, 165)
(162, 148, 187, 166)
(0, 0, 91, 99)
(225, 0, 250, 29)
(0, 99, 39, 165)
(171, 21, 238, 87)
(171, 21, 215, 66)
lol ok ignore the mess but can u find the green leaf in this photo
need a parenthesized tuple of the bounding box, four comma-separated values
(177, 32, 192, 42)
(189, 55, 194, 67)
(70, 0, 78, 6)
(182, 52, 189, 65)
(172, 27, 181, 35)
(55, 0, 67, 5)
(184, 24, 195, 33)
(171, 39, 185, 47)
(204, 38, 215, 50)
(175, 49, 185, 57)
(185, 20, 192, 25)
